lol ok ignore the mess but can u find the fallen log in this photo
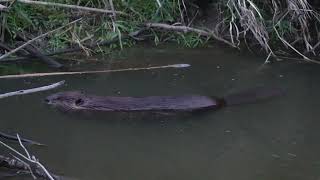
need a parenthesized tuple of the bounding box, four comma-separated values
(14, 33, 62, 68)
(21, 43, 63, 68)
(45, 87, 284, 112)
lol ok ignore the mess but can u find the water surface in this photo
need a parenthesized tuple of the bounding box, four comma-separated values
(0, 45, 319, 180)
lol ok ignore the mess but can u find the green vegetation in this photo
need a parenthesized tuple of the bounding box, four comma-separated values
(1, 0, 197, 51)
(1, 0, 320, 64)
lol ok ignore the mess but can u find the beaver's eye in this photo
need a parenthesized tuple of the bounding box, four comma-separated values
(44, 98, 50, 103)
(75, 98, 84, 105)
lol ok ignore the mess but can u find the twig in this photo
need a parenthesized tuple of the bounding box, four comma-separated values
(0, 155, 35, 176)
(14, 33, 63, 68)
(155, 0, 162, 8)
(0, 154, 62, 179)
(17, 135, 54, 180)
(0, 80, 65, 98)
(145, 22, 236, 48)
(11, 155, 37, 179)
(275, 55, 320, 64)
(0, 13, 6, 42)
(0, 64, 190, 79)
(17, 42, 63, 68)
(0, 137, 55, 180)
(108, 0, 116, 18)
(0, 0, 126, 15)
(0, 28, 147, 62)
(0, 131, 44, 145)
(273, 25, 315, 62)
(0, 18, 81, 60)
(0, 4, 7, 11)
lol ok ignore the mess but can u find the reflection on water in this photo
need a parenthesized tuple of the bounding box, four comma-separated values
(1, 45, 320, 180)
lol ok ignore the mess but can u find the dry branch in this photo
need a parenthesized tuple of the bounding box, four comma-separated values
(21, 43, 63, 68)
(0, 80, 65, 98)
(0, 64, 190, 79)
(0, 28, 146, 62)
(0, 18, 81, 60)
(145, 22, 236, 48)
(0, 0, 126, 15)
(0, 155, 52, 178)
(0, 4, 7, 11)
(0, 136, 59, 180)
(0, 37, 121, 62)
(0, 132, 43, 145)
(226, 0, 271, 52)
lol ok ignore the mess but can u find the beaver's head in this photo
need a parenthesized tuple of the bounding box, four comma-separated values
(45, 91, 86, 110)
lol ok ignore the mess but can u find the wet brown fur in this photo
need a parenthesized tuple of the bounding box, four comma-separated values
(45, 91, 221, 112)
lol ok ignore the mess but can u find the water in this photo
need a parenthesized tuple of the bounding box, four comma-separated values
(1, 45, 320, 180)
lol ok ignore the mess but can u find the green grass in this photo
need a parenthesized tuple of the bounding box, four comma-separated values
(2, 0, 320, 62)
(3, 0, 200, 52)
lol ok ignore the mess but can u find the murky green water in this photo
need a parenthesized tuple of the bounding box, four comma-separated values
(1, 45, 320, 180)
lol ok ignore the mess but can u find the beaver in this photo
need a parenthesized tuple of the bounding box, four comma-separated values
(45, 88, 283, 112)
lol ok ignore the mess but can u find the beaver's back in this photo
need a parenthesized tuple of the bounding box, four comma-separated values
(80, 95, 219, 111)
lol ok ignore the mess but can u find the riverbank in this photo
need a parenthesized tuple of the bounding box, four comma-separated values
(1, 0, 320, 69)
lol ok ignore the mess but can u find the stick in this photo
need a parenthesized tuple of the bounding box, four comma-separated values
(0, 155, 43, 178)
(275, 55, 320, 64)
(21, 43, 63, 68)
(17, 135, 55, 180)
(0, 37, 122, 62)
(0, 154, 57, 179)
(0, 80, 65, 98)
(0, 28, 146, 62)
(145, 22, 236, 48)
(0, 0, 126, 15)
(45, 35, 123, 56)
(0, 4, 7, 11)
(0, 132, 44, 146)
(0, 64, 190, 79)
(14, 33, 63, 68)
(0, 137, 57, 180)
(0, 18, 81, 61)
